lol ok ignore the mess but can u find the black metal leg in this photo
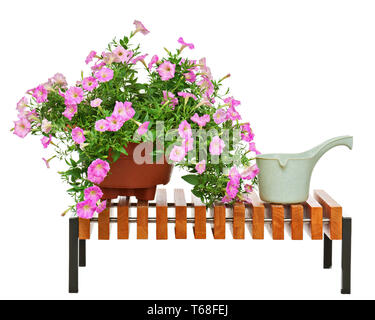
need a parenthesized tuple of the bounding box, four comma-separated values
(69, 218, 79, 293)
(341, 217, 352, 294)
(79, 240, 86, 267)
(323, 233, 332, 269)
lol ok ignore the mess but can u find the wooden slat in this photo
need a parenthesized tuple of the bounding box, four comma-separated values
(192, 194, 206, 239)
(271, 204, 284, 240)
(98, 200, 110, 240)
(248, 193, 265, 239)
(79, 218, 90, 240)
(291, 204, 303, 240)
(305, 196, 323, 240)
(156, 189, 168, 240)
(117, 197, 129, 239)
(213, 203, 226, 239)
(314, 190, 342, 240)
(137, 200, 148, 239)
(174, 189, 187, 239)
(233, 202, 245, 239)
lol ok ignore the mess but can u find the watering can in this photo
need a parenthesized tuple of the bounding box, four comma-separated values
(255, 135, 353, 204)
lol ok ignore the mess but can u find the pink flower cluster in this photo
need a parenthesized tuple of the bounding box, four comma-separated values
(87, 159, 110, 184)
(13, 96, 39, 138)
(157, 61, 176, 81)
(162, 91, 178, 108)
(77, 185, 107, 219)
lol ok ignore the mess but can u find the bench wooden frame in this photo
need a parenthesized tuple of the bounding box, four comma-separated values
(68, 189, 352, 294)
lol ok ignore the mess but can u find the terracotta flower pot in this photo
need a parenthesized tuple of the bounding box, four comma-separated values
(99, 142, 173, 201)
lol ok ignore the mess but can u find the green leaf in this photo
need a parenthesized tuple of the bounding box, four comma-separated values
(112, 150, 121, 162)
(181, 174, 200, 186)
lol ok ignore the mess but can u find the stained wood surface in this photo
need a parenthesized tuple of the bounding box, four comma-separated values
(213, 203, 226, 239)
(98, 200, 110, 240)
(192, 195, 206, 239)
(314, 190, 342, 240)
(117, 197, 129, 239)
(137, 200, 148, 239)
(174, 189, 187, 239)
(248, 193, 265, 239)
(233, 202, 245, 239)
(291, 204, 303, 240)
(156, 189, 168, 240)
(305, 196, 323, 240)
(271, 204, 284, 240)
(79, 218, 90, 240)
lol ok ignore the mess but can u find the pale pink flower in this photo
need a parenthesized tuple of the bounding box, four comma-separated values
(182, 137, 194, 153)
(90, 98, 102, 108)
(178, 120, 192, 139)
(17, 97, 28, 113)
(249, 142, 260, 155)
(96, 200, 107, 214)
(195, 160, 206, 174)
(113, 101, 135, 121)
(169, 145, 186, 162)
(226, 180, 239, 199)
(51, 73, 67, 87)
(148, 55, 159, 70)
(178, 37, 195, 50)
(244, 184, 253, 193)
(82, 77, 98, 92)
(190, 113, 210, 127)
(42, 80, 54, 92)
(13, 118, 31, 138)
(84, 186, 103, 202)
(184, 71, 196, 83)
(209, 136, 225, 155)
(157, 61, 176, 81)
(71, 127, 86, 144)
(222, 195, 231, 203)
(227, 106, 242, 121)
(62, 104, 77, 121)
(133, 20, 150, 35)
(106, 114, 125, 132)
(213, 108, 227, 124)
(241, 164, 260, 180)
(199, 57, 213, 79)
(113, 46, 131, 63)
(102, 51, 116, 65)
(85, 50, 97, 64)
(65, 86, 84, 105)
(240, 123, 254, 142)
(41, 119, 52, 133)
(162, 91, 178, 108)
(41, 135, 52, 149)
(198, 76, 214, 97)
(91, 61, 105, 71)
(178, 92, 197, 101)
(32, 85, 48, 103)
(87, 159, 110, 184)
(137, 121, 150, 135)
(224, 96, 241, 108)
(95, 119, 109, 132)
(228, 166, 241, 184)
(95, 67, 114, 82)
(77, 199, 97, 219)
(131, 54, 148, 64)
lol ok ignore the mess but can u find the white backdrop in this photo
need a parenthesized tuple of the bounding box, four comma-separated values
(0, 0, 374, 300)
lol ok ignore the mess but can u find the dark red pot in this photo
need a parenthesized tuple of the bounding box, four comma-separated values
(99, 142, 173, 201)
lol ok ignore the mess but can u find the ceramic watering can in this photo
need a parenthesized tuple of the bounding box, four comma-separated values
(255, 135, 353, 204)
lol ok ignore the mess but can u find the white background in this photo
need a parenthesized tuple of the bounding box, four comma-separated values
(0, 0, 374, 300)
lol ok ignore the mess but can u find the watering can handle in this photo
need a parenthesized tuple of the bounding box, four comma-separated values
(311, 135, 353, 164)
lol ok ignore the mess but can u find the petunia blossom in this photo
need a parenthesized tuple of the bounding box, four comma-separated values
(71, 127, 86, 144)
(224, 96, 241, 108)
(148, 55, 159, 70)
(131, 54, 148, 64)
(106, 114, 125, 132)
(157, 61, 176, 81)
(244, 184, 253, 193)
(137, 121, 150, 136)
(184, 71, 196, 83)
(85, 50, 97, 64)
(209, 136, 225, 155)
(41, 135, 52, 149)
(77, 199, 97, 219)
(195, 160, 206, 174)
(178, 37, 195, 50)
(87, 159, 110, 184)
(227, 106, 242, 121)
(228, 166, 241, 184)
(213, 109, 227, 125)
(51, 73, 67, 87)
(62, 104, 77, 121)
(178, 92, 197, 101)
(241, 164, 260, 180)
(84, 186, 103, 202)
(13, 118, 31, 138)
(249, 142, 260, 155)
(113, 101, 135, 121)
(95, 119, 109, 132)
(17, 97, 28, 113)
(96, 200, 107, 214)
(95, 67, 114, 82)
(182, 137, 194, 153)
(113, 46, 132, 63)
(226, 180, 239, 199)
(240, 123, 254, 142)
(90, 98, 102, 108)
(190, 113, 210, 127)
(133, 20, 150, 35)
(169, 145, 186, 162)
(162, 91, 178, 108)
(178, 120, 192, 139)
(32, 85, 48, 103)
(41, 119, 52, 133)
(65, 86, 84, 105)
(82, 77, 98, 92)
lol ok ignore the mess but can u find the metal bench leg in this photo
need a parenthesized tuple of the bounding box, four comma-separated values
(69, 218, 79, 293)
(323, 233, 332, 269)
(79, 240, 86, 267)
(341, 217, 352, 294)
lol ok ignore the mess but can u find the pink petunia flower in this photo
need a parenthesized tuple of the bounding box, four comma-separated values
(17, 97, 28, 113)
(95, 119, 109, 132)
(65, 86, 84, 105)
(198, 76, 214, 97)
(169, 145, 186, 162)
(32, 85, 48, 103)
(224, 96, 241, 108)
(71, 127, 86, 144)
(209, 136, 225, 155)
(244, 184, 253, 193)
(137, 121, 150, 136)
(190, 113, 210, 127)
(157, 61, 176, 81)
(84, 186, 103, 202)
(82, 77, 98, 92)
(148, 55, 159, 70)
(221, 195, 232, 203)
(195, 160, 206, 174)
(162, 91, 178, 108)
(51, 73, 67, 87)
(199, 57, 213, 79)
(13, 118, 31, 138)
(41, 119, 52, 133)
(182, 137, 194, 153)
(178, 92, 197, 101)
(178, 37, 195, 50)
(226, 180, 239, 199)
(90, 98, 102, 108)
(241, 164, 260, 180)
(87, 159, 110, 184)
(178, 120, 192, 139)
(113, 46, 133, 63)
(184, 71, 196, 83)
(249, 142, 260, 155)
(228, 166, 241, 184)
(133, 20, 150, 35)
(240, 123, 254, 142)
(226, 106, 242, 121)
(95, 67, 114, 83)
(213, 108, 227, 124)
(85, 50, 97, 64)
(62, 104, 77, 121)
(113, 101, 135, 121)
(96, 200, 107, 214)
(41, 135, 52, 149)
(131, 54, 148, 64)
(106, 114, 125, 132)
(77, 199, 97, 219)
(91, 61, 106, 71)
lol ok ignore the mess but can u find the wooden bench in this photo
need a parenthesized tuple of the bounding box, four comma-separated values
(69, 189, 352, 294)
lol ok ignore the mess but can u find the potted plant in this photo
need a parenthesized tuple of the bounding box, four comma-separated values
(12, 20, 260, 219)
